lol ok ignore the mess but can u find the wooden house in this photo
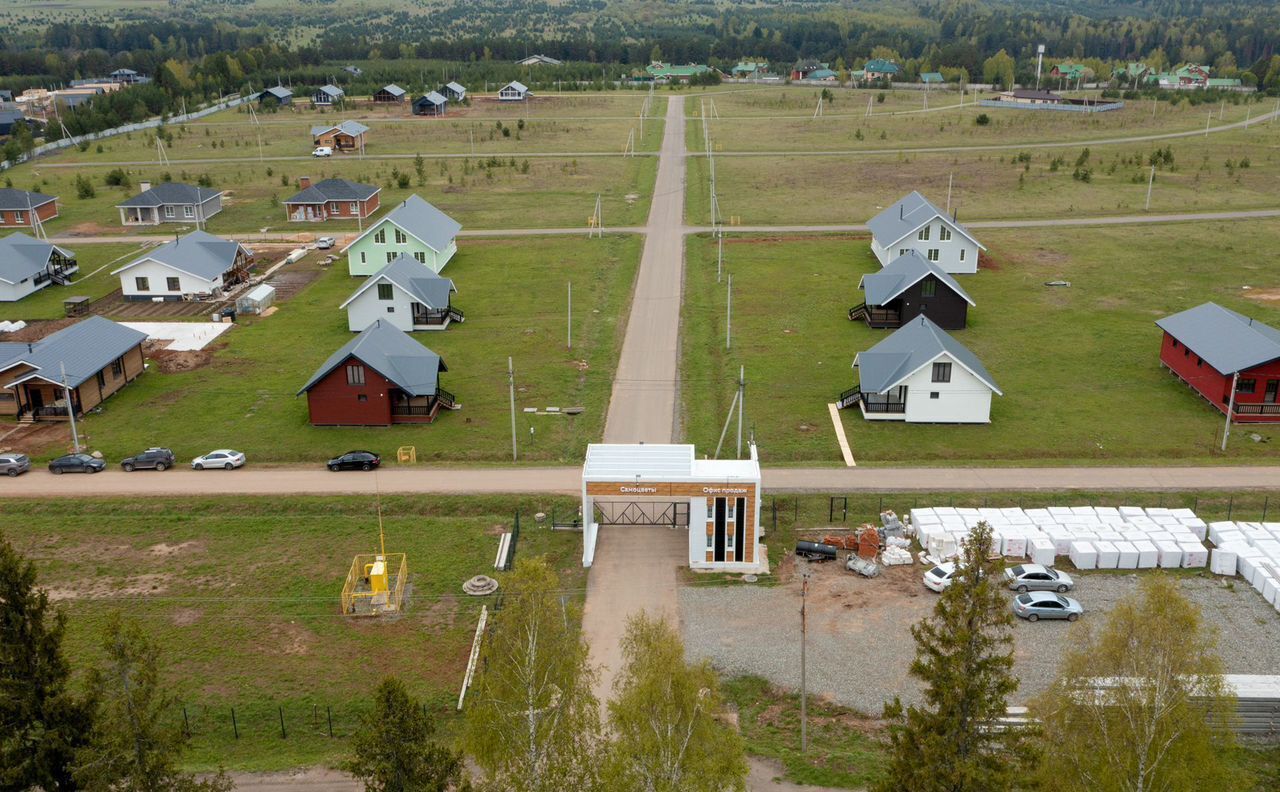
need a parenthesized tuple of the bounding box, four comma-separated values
(1156, 303, 1280, 422)
(373, 84, 407, 103)
(0, 189, 58, 229)
(283, 177, 380, 222)
(312, 84, 344, 106)
(498, 81, 530, 101)
(311, 120, 369, 152)
(343, 194, 461, 276)
(257, 85, 293, 106)
(863, 59, 900, 80)
(517, 55, 562, 67)
(853, 251, 974, 330)
(442, 82, 466, 101)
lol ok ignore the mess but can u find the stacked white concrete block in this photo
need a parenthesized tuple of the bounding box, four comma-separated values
(1207, 521, 1280, 612)
(908, 505, 1208, 570)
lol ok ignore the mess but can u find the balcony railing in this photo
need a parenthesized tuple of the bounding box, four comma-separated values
(391, 404, 437, 417)
(1235, 403, 1280, 416)
(861, 395, 906, 414)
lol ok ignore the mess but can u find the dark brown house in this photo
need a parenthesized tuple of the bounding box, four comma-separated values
(851, 250, 975, 331)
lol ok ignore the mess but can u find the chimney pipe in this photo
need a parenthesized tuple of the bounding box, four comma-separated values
(139, 180, 151, 193)
(298, 176, 311, 189)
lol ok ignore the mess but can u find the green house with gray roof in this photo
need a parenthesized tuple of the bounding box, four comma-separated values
(342, 194, 461, 277)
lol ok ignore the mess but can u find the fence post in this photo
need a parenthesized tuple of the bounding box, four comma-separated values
(1228, 496, 1234, 520)
(279, 707, 287, 739)
(183, 706, 191, 738)
(1264, 497, 1270, 521)
(231, 708, 238, 740)
(327, 706, 333, 737)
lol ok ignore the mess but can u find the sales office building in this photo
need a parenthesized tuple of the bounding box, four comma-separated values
(581, 443, 766, 573)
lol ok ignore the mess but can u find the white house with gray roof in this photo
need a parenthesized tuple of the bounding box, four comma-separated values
(111, 230, 253, 301)
(312, 84, 344, 106)
(498, 81, 530, 101)
(868, 191, 985, 275)
(116, 181, 223, 226)
(0, 233, 78, 302)
(342, 194, 461, 277)
(443, 82, 466, 101)
(341, 255, 461, 332)
(840, 315, 1001, 423)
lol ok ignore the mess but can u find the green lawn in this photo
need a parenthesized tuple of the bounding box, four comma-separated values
(57, 234, 639, 464)
(681, 224, 1280, 466)
(1, 494, 586, 771)
(1, 243, 146, 320)
(687, 126, 1280, 225)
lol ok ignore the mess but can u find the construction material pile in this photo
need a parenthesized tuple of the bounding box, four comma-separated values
(1208, 522, 1280, 610)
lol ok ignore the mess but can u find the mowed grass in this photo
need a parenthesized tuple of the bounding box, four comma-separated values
(687, 126, 1280, 225)
(681, 223, 1280, 466)
(63, 235, 639, 464)
(0, 243, 147, 320)
(11, 152, 657, 235)
(1, 494, 587, 771)
(690, 88, 1262, 152)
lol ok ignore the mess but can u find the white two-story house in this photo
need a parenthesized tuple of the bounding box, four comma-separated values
(340, 255, 462, 332)
(868, 191, 985, 275)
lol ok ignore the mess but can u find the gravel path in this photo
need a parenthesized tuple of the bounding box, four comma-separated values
(681, 563, 1280, 716)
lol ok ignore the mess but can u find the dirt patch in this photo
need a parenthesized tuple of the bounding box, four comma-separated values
(0, 319, 76, 342)
(147, 540, 206, 557)
(171, 608, 203, 626)
(147, 346, 215, 373)
(62, 221, 116, 236)
(0, 421, 76, 458)
(45, 572, 174, 601)
(273, 622, 318, 656)
(1243, 288, 1280, 304)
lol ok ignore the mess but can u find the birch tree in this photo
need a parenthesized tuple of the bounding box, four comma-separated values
(604, 612, 746, 792)
(1032, 576, 1244, 792)
(461, 558, 600, 792)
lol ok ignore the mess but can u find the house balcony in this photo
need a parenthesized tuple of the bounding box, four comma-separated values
(836, 385, 906, 419)
(1233, 403, 1280, 422)
(411, 305, 464, 330)
(288, 205, 330, 222)
(389, 388, 456, 424)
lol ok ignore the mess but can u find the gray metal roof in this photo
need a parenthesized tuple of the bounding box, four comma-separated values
(263, 85, 292, 100)
(116, 182, 221, 209)
(284, 178, 379, 205)
(445, 82, 466, 95)
(867, 191, 984, 250)
(0, 188, 56, 211)
(372, 195, 461, 253)
(340, 255, 456, 310)
(379, 84, 407, 97)
(0, 316, 146, 389)
(112, 230, 247, 283)
(310, 120, 369, 138)
(1156, 302, 1280, 374)
(854, 316, 1000, 395)
(0, 233, 73, 285)
(416, 91, 447, 106)
(861, 250, 974, 307)
(316, 84, 344, 97)
(297, 319, 446, 397)
(503, 81, 529, 93)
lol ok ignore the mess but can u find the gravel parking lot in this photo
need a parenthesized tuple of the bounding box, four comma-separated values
(680, 559, 1280, 716)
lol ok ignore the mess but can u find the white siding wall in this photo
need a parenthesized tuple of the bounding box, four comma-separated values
(900, 353, 994, 423)
(876, 218, 981, 274)
(0, 278, 43, 302)
(346, 283, 415, 332)
(118, 259, 220, 299)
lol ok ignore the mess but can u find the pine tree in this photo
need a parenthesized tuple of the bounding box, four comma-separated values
(877, 522, 1036, 792)
(343, 678, 466, 792)
(0, 531, 95, 792)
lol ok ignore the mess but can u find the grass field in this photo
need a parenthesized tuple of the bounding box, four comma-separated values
(680, 223, 1280, 466)
(687, 126, 1280, 225)
(0, 243, 147, 320)
(42, 234, 639, 464)
(1, 494, 586, 771)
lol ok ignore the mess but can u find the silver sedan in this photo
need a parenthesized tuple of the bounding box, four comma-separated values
(1013, 592, 1083, 622)
(1005, 563, 1074, 593)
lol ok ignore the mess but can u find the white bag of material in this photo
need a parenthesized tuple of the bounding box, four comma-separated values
(1120, 506, 1146, 518)
(1132, 540, 1158, 569)
(1114, 541, 1139, 569)
(1156, 541, 1183, 568)
(1069, 541, 1097, 570)
(1181, 519, 1208, 541)
(1264, 576, 1279, 605)
(1180, 542, 1208, 568)
(1002, 535, 1027, 558)
(886, 536, 911, 549)
(881, 510, 901, 529)
(1030, 537, 1056, 566)
(1208, 522, 1237, 546)
(1094, 541, 1120, 569)
(881, 546, 913, 566)
(1210, 546, 1240, 576)
(1048, 528, 1075, 556)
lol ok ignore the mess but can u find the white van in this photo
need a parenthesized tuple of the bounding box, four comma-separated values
(312, 146, 333, 157)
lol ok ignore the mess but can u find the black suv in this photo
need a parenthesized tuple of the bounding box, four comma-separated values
(327, 450, 380, 471)
(121, 447, 176, 472)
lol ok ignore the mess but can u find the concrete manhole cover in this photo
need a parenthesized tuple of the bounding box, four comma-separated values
(463, 575, 499, 596)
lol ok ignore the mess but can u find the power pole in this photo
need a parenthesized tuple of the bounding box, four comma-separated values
(800, 565, 810, 753)
(946, 172, 954, 213)
(1205, 112, 1211, 137)
(736, 365, 744, 458)
(508, 357, 518, 461)
(717, 235, 723, 283)
(725, 273, 732, 350)
(1145, 165, 1155, 210)
(61, 362, 80, 453)
(1222, 371, 1239, 452)
(566, 281, 572, 350)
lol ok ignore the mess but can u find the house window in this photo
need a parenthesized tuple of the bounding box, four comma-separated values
(1237, 378, 1257, 394)
(164, 206, 175, 218)
(386, 252, 396, 263)
(959, 249, 966, 262)
(414, 251, 426, 264)
(1197, 357, 1203, 368)
(920, 278, 937, 298)
(899, 248, 907, 256)
(706, 532, 713, 549)
(184, 206, 195, 218)
(357, 394, 368, 402)
(96, 371, 106, 389)
(939, 227, 953, 241)
(166, 277, 180, 291)
(930, 391, 940, 399)
(135, 277, 150, 292)
(377, 283, 394, 300)
(15, 211, 24, 224)
(927, 249, 940, 262)
(394, 229, 407, 244)
(346, 365, 366, 385)
(1171, 339, 1180, 349)
(374, 228, 386, 244)
(918, 226, 931, 241)
(349, 202, 358, 213)
(386, 306, 395, 313)
(111, 357, 123, 378)
(932, 362, 952, 383)
(360, 252, 367, 264)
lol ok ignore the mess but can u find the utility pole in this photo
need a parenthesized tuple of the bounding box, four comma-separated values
(946, 172, 954, 213)
(567, 281, 572, 350)
(61, 362, 80, 453)
(726, 274, 732, 350)
(800, 564, 810, 753)
(736, 365, 744, 458)
(1222, 371, 1239, 452)
(1145, 165, 1155, 210)
(717, 235, 723, 283)
(1035, 44, 1045, 90)
(508, 357, 518, 461)
(1205, 112, 1211, 137)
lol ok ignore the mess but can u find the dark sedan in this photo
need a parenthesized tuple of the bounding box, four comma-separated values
(49, 453, 106, 474)
(327, 451, 381, 471)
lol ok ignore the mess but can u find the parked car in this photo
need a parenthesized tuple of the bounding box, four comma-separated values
(121, 447, 176, 472)
(48, 453, 106, 474)
(1005, 564, 1074, 593)
(327, 450, 380, 471)
(313, 146, 333, 157)
(315, 236, 336, 250)
(0, 453, 31, 477)
(1012, 592, 1083, 622)
(923, 561, 959, 592)
(191, 449, 246, 470)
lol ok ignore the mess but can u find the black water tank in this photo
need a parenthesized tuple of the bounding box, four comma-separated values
(795, 541, 836, 560)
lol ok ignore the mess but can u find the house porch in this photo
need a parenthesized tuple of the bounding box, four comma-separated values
(389, 387, 455, 424)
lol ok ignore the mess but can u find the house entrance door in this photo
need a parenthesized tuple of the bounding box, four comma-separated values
(1266, 380, 1279, 404)
(28, 388, 43, 411)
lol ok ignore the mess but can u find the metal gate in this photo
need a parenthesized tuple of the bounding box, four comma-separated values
(593, 501, 690, 528)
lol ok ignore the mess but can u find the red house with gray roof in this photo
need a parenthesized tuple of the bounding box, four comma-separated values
(1156, 302, 1280, 422)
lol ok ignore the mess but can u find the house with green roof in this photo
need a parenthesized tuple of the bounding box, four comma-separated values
(731, 61, 769, 78)
(804, 68, 838, 82)
(1050, 62, 1089, 81)
(645, 62, 711, 82)
(1114, 62, 1149, 82)
(920, 72, 944, 85)
(1206, 77, 1242, 89)
(863, 59, 900, 80)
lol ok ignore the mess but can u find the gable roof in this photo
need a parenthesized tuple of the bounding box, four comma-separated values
(262, 85, 292, 100)
(340, 255, 456, 310)
(315, 84, 344, 98)
(860, 251, 975, 307)
(0, 233, 72, 285)
(310, 120, 369, 138)
(116, 182, 221, 208)
(854, 316, 1000, 395)
(378, 84, 407, 97)
(1156, 302, 1280, 374)
(297, 319, 446, 397)
(518, 55, 562, 66)
(415, 91, 447, 106)
(864, 59, 900, 73)
(920, 72, 944, 82)
(867, 191, 985, 251)
(283, 178, 379, 205)
(345, 194, 460, 253)
(445, 81, 466, 94)
(501, 80, 529, 94)
(111, 230, 248, 283)
(0, 316, 146, 389)
(0, 188, 56, 211)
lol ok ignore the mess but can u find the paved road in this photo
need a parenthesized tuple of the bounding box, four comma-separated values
(601, 95, 687, 444)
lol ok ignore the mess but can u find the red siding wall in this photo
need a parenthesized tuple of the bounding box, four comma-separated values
(305, 355, 393, 426)
(1160, 331, 1280, 422)
(0, 201, 58, 227)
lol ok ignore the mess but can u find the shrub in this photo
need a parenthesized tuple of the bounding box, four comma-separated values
(975, 113, 990, 126)
(104, 168, 131, 188)
(74, 174, 95, 199)
(876, 91, 886, 103)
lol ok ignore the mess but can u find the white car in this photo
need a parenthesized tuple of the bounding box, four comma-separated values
(923, 561, 960, 592)
(191, 449, 246, 470)
(312, 146, 332, 157)
(315, 236, 336, 250)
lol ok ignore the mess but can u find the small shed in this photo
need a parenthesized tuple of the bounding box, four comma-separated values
(236, 283, 276, 315)
(63, 296, 91, 317)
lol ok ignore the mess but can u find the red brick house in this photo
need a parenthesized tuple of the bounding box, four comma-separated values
(1156, 302, 1280, 422)
(297, 319, 454, 426)
(0, 188, 58, 229)
(282, 177, 381, 222)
